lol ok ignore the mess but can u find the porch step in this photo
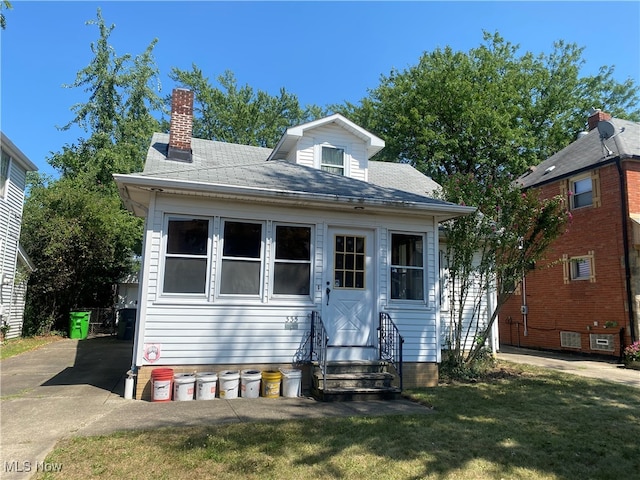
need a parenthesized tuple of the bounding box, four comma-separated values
(311, 361, 401, 402)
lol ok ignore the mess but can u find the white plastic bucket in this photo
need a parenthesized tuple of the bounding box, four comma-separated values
(280, 368, 302, 398)
(173, 373, 196, 401)
(240, 370, 262, 398)
(218, 370, 240, 399)
(196, 372, 218, 400)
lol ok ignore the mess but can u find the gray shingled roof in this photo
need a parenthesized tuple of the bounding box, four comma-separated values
(517, 118, 640, 189)
(139, 133, 452, 207)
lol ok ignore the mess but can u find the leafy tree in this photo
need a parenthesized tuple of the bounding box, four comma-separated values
(21, 176, 141, 334)
(438, 174, 569, 372)
(337, 31, 638, 375)
(339, 32, 640, 185)
(21, 9, 160, 333)
(169, 66, 324, 148)
(1, 0, 11, 29)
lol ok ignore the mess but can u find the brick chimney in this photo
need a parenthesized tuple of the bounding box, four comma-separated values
(587, 109, 612, 131)
(168, 88, 194, 162)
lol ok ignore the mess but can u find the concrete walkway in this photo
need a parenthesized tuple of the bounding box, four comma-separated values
(497, 345, 640, 389)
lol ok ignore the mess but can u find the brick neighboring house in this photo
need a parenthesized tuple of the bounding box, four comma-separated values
(500, 110, 640, 358)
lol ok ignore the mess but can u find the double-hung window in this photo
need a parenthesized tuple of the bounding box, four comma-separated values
(390, 233, 425, 301)
(163, 218, 210, 294)
(321, 146, 345, 175)
(273, 225, 312, 296)
(220, 221, 263, 296)
(571, 177, 593, 209)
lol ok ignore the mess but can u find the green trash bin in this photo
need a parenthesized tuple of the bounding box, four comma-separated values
(69, 311, 91, 339)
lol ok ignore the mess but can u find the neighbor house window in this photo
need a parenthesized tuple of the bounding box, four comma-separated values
(571, 177, 592, 209)
(163, 218, 210, 294)
(391, 233, 425, 300)
(571, 257, 591, 280)
(220, 221, 263, 295)
(0, 151, 9, 198)
(273, 225, 312, 296)
(563, 252, 596, 283)
(321, 146, 345, 175)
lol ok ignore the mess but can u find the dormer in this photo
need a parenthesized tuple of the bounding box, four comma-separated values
(267, 114, 385, 182)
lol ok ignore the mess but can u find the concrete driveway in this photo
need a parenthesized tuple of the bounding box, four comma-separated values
(1, 337, 131, 479)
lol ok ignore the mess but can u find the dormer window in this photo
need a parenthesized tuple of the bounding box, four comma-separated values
(321, 146, 345, 175)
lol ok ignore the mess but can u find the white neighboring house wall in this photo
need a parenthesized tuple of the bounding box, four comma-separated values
(0, 132, 38, 339)
(439, 246, 499, 353)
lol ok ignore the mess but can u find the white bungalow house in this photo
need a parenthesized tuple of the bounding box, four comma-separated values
(1, 132, 38, 340)
(114, 89, 478, 400)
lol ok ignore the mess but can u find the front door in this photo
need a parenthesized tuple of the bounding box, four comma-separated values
(323, 227, 376, 361)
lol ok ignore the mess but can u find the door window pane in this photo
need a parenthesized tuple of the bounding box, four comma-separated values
(334, 235, 365, 289)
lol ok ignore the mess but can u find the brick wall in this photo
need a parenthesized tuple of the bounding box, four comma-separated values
(500, 163, 633, 357)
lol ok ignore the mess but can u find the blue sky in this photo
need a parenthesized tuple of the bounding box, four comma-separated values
(2, 1, 639, 178)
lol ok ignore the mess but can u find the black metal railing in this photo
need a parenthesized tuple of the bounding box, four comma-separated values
(310, 311, 329, 389)
(378, 312, 404, 390)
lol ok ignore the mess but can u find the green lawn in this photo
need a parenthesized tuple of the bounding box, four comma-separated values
(36, 363, 640, 480)
(0, 334, 63, 360)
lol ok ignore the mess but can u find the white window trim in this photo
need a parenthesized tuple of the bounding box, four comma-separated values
(269, 222, 314, 300)
(216, 218, 266, 300)
(315, 142, 350, 177)
(0, 151, 10, 200)
(159, 215, 212, 299)
(389, 231, 427, 305)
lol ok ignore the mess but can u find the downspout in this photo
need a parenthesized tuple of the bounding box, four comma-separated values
(616, 158, 637, 343)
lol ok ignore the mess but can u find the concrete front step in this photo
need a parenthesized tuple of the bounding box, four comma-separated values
(311, 361, 400, 401)
(314, 361, 390, 375)
(312, 386, 402, 402)
(314, 372, 394, 390)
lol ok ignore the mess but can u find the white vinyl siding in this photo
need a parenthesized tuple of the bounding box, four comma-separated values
(0, 143, 33, 339)
(136, 195, 447, 366)
(294, 125, 368, 181)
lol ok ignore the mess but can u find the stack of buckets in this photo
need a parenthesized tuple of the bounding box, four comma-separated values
(150, 367, 302, 401)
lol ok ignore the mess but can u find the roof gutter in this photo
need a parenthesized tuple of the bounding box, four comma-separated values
(113, 173, 475, 221)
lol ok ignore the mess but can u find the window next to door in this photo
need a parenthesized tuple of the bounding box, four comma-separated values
(390, 233, 425, 301)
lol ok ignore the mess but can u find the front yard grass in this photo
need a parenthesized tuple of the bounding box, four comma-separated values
(36, 362, 640, 480)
